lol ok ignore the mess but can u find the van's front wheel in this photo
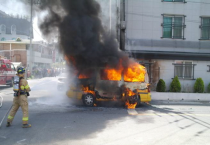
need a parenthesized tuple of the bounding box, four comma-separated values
(82, 93, 95, 107)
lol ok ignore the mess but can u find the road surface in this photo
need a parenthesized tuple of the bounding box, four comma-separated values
(0, 77, 210, 145)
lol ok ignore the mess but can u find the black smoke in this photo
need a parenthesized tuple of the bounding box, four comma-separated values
(39, 0, 128, 72)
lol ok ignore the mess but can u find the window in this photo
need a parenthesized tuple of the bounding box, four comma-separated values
(200, 17, 210, 40)
(6, 63, 11, 69)
(162, 0, 185, 2)
(1, 25, 6, 34)
(11, 64, 16, 71)
(162, 15, 185, 39)
(11, 25, 16, 34)
(173, 61, 196, 79)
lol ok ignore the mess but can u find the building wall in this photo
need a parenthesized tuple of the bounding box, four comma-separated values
(26, 44, 53, 68)
(0, 16, 31, 41)
(33, 52, 52, 64)
(0, 34, 28, 41)
(125, 0, 210, 53)
(0, 42, 53, 68)
(155, 59, 210, 92)
(0, 43, 26, 50)
(11, 50, 27, 67)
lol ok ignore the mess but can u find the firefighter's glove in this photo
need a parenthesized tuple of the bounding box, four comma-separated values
(26, 92, 30, 96)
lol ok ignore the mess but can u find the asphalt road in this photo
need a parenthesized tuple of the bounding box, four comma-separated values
(0, 77, 210, 145)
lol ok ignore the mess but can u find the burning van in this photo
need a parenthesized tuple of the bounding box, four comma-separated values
(66, 61, 151, 109)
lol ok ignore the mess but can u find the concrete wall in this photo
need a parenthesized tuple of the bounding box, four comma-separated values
(125, 0, 210, 53)
(151, 92, 210, 101)
(155, 59, 210, 92)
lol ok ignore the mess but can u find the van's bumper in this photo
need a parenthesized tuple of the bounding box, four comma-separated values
(66, 90, 83, 100)
(139, 93, 151, 102)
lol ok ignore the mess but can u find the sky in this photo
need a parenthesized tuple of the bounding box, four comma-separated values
(0, 0, 116, 42)
(0, 0, 44, 41)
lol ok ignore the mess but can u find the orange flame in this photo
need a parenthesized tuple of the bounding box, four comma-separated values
(101, 67, 122, 81)
(82, 86, 95, 95)
(125, 88, 137, 109)
(125, 101, 137, 109)
(79, 74, 90, 79)
(124, 62, 146, 82)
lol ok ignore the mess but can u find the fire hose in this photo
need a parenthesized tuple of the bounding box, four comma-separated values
(0, 96, 13, 128)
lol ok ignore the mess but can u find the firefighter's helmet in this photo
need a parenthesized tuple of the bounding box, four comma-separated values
(17, 67, 25, 74)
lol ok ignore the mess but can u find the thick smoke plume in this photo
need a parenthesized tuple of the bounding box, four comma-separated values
(39, 0, 127, 70)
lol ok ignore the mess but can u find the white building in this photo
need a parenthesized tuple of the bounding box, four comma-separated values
(0, 11, 53, 70)
(0, 14, 31, 41)
(124, 0, 210, 92)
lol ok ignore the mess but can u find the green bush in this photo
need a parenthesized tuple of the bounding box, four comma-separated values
(170, 76, 181, 92)
(208, 83, 210, 93)
(194, 78, 205, 93)
(156, 79, 166, 92)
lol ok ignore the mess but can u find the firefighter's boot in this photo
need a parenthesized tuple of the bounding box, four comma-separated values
(22, 124, 31, 128)
(6, 122, 11, 127)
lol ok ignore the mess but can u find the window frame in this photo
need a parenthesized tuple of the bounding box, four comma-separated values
(0, 24, 6, 34)
(199, 16, 210, 40)
(161, 14, 186, 40)
(11, 25, 16, 34)
(173, 61, 196, 80)
(162, 0, 186, 3)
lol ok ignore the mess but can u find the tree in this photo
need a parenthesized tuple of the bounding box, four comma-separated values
(194, 78, 205, 93)
(170, 76, 181, 92)
(207, 83, 210, 93)
(156, 79, 166, 92)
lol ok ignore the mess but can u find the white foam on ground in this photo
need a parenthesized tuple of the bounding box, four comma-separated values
(127, 109, 138, 115)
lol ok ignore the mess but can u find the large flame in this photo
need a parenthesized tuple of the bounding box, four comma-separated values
(101, 67, 122, 81)
(125, 88, 137, 109)
(124, 62, 146, 82)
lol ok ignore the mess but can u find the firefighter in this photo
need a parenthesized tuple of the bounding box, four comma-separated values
(6, 67, 31, 128)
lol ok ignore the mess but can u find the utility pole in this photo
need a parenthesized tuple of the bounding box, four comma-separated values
(120, 0, 126, 51)
(110, 0, 112, 32)
(29, 0, 33, 74)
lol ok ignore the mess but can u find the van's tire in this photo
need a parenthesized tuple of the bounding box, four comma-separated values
(82, 93, 95, 107)
(136, 95, 141, 107)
